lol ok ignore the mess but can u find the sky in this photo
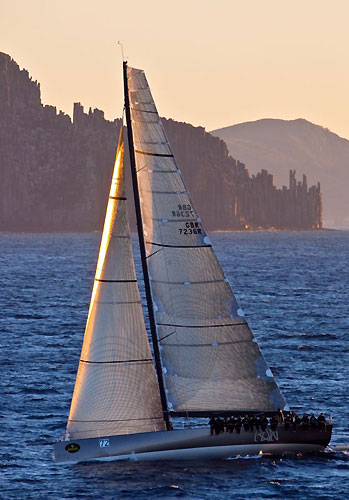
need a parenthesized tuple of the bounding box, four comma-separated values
(1, 0, 349, 137)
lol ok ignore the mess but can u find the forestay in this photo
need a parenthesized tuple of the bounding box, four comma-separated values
(66, 131, 165, 440)
(127, 66, 287, 413)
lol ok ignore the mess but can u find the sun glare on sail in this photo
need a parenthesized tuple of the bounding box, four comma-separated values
(86, 142, 123, 323)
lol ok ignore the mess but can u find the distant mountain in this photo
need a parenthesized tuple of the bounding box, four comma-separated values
(212, 119, 349, 227)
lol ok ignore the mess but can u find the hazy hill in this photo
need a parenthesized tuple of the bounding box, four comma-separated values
(212, 119, 349, 227)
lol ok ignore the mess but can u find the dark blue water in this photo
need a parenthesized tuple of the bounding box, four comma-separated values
(1, 231, 348, 499)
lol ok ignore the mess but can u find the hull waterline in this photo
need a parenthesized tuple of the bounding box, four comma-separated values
(54, 425, 332, 464)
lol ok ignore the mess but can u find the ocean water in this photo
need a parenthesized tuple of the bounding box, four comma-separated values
(0, 231, 348, 500)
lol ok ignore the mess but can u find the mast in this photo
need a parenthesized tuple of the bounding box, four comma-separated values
(123, 61, 171, 430)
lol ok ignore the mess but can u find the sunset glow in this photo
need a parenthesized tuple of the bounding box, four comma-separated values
(86, 139, 123, 323)
(2, 0, 349, 137)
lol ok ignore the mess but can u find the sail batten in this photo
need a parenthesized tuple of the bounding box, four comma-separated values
(126, 65, 287, 413)
(66, 130, 165, 440)
(157, 322, 247, 328)
(146, 242, 211, 248)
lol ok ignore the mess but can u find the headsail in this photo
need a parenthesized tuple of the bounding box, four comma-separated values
(66, 130, 165, 440)
(125, 65, 287, 414)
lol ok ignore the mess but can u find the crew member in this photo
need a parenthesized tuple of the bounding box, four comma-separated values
(209, 416, 215, 436)
(270, 415, 278, 431)
(310, 414, 317, 428)
(318, 413, 326, 432)
(216, 417, 224, 435)
(242, 415, 249, 431)
(301, 413, 309, 430)
(261, 415, 268, 431)
(235, 416, 242, 434)
(284, 413, 292, 431)
(227, 417, 235, 433)
(255, 415, 261, 431)
(248, 415, 256, 432)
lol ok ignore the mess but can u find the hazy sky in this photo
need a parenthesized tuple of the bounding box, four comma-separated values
(1, 0, 349, 136)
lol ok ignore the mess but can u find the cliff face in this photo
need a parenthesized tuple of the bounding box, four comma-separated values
(0, 53, 119, 231)
(0, 52, 322, 231)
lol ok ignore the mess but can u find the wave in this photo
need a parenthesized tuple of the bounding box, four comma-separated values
(279, 332, 338, 340)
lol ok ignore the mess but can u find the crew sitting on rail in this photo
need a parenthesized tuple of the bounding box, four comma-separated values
(208, 412, 329, 436)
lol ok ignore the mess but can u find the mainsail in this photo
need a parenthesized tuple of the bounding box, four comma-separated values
(125, 65, 287, 414)
(66, 130, 165, 439)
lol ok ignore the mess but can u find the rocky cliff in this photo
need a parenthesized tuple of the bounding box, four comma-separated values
(0, 53, 322, 231)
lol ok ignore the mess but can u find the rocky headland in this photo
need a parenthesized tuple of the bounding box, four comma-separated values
(0, 52, 322, 232)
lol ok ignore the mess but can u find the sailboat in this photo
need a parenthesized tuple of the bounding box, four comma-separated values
(54, 62, 332, 464)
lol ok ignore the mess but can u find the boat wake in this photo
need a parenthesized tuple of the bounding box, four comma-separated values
(227, 453, 263, 460)
(326, 444, 349, 456)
